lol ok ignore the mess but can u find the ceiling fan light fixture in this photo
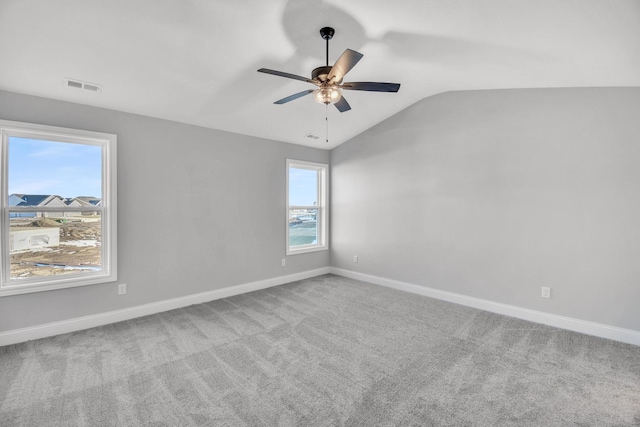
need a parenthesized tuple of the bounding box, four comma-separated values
(313, 87, 341, 104)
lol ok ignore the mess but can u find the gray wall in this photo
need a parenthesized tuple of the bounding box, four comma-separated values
(331, 87, 640, 332)
(0, 90, 329, 332)
(4, 87, 640, 335)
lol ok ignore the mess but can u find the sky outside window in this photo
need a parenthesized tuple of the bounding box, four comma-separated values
(289, 167, 318, 206)
(8, 137, 102, 198)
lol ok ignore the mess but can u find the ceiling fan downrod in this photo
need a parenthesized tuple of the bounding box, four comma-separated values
(312, 27, 337, 101)
(320, 27, 335, 67)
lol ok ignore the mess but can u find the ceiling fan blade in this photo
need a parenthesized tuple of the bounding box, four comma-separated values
(274, 89, 314, 104)
(334, 95, 351, 113)
(342, 82, 401, 92)
(328, 49, 363, 83)
(258, 68, 315, 84)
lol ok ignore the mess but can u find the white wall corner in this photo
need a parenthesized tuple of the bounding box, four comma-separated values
(0, 267, 331, 347)
(330, 267, 640, 347)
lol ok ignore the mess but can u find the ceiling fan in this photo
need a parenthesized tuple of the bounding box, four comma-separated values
(258, 27, 401, 113)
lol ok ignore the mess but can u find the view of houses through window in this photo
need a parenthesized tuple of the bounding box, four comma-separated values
(287, 159, 328, 255)
(0, 124, 116, 294)
(288, 166, 319, 247)
(9, 199, 102, 280)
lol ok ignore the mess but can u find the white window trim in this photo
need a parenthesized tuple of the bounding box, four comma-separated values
(0, 120, 117, 296)
(286, 159, 328, 255)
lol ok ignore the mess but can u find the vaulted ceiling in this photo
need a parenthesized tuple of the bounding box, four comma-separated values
(1, 0, 639, 149)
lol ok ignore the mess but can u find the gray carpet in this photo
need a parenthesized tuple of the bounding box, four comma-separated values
(1, 274, 639, 426)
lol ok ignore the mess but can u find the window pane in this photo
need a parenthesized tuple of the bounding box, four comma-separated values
(289, 167, 318, 206)
(289, 209, 318, 247)
(9, 212, 102, 280)
(6, 137, 104, 283)
(8, 137, 102, 201)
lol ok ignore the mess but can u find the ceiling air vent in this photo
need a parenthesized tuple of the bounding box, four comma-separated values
(83, 83, 100, 92)
(66, 79, 83, 89)
(64, 78, 102, 93)
(305, 134, 320, 140)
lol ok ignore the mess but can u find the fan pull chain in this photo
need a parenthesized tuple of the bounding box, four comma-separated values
(325, 104, 329, 143)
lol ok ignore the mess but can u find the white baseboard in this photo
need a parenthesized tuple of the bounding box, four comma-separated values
(330, 267, 640, 347)
(0, 267, 331, 347)
(5, 266, 638, 348)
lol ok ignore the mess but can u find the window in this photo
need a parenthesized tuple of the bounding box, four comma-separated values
(286, 159, 328, 255)
(0, 120, 116, 296)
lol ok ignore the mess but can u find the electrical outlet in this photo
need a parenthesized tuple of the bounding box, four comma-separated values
(353, 255, 358, 263)
(541, 287, 551, 298)
(118, 283, 127, 295)
(281, 258, 286, 267)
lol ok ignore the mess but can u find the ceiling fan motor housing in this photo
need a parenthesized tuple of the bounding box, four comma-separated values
(312, 66, 333, 82)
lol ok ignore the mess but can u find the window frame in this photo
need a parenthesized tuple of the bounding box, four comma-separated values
(286, 159, 328, 255)
(0, 120, 117, 296)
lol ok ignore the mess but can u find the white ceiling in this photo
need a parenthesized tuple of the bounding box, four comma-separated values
(1, 0, 639, 149)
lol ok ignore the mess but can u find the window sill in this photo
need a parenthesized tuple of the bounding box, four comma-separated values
(286, 245, 328, 256)
(0, 273, 116, 296)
